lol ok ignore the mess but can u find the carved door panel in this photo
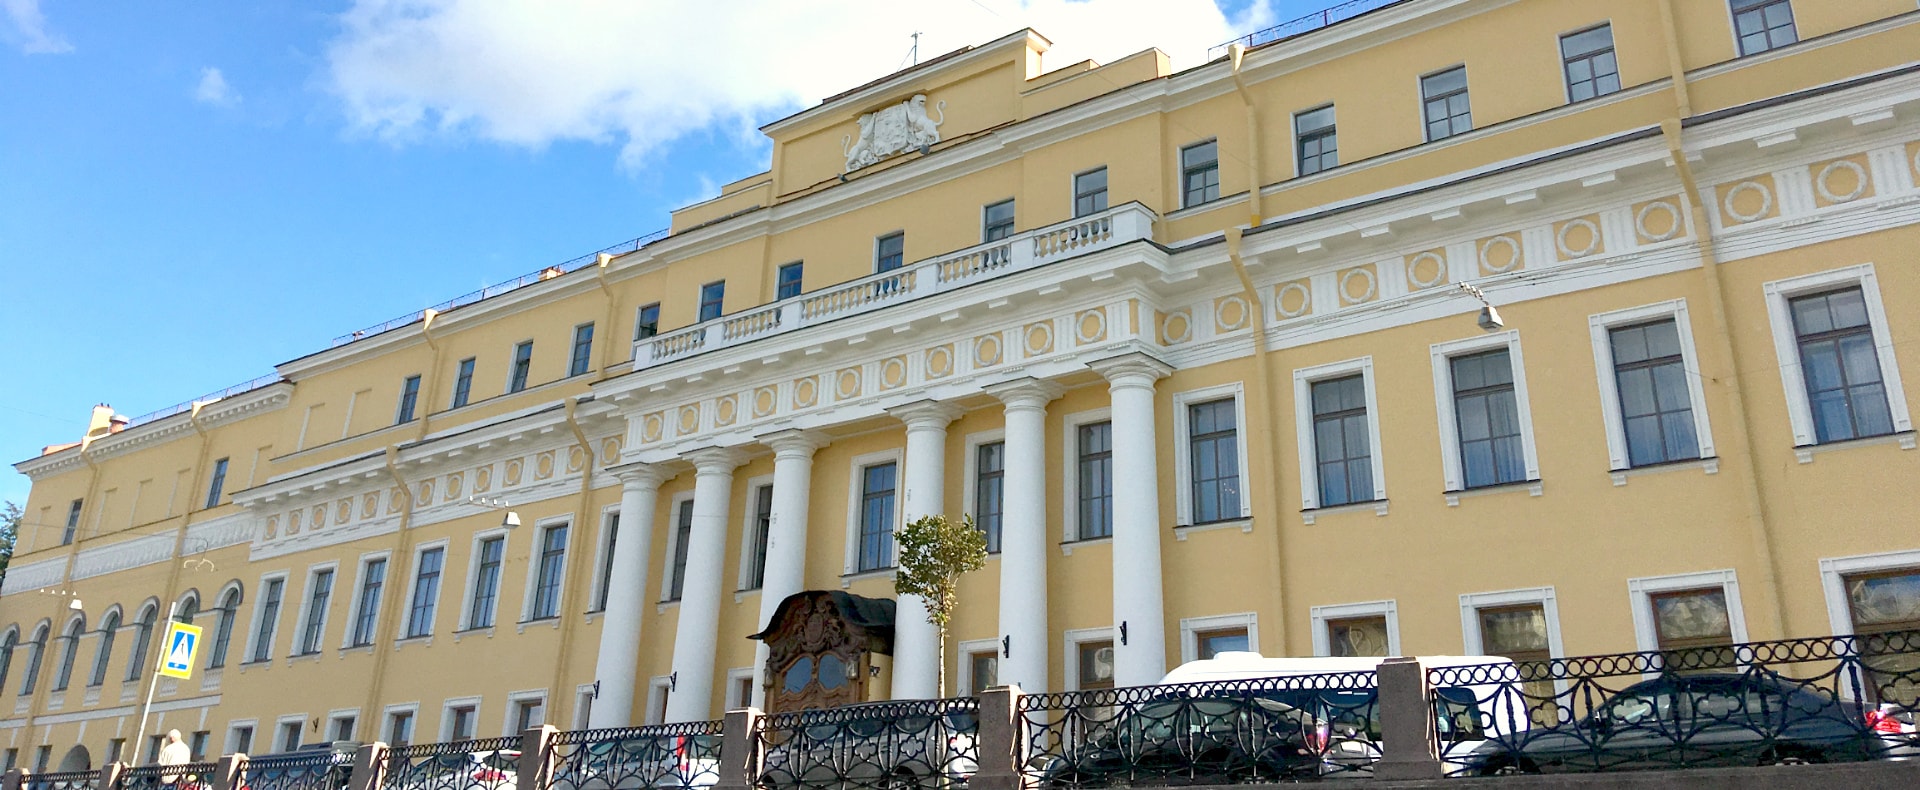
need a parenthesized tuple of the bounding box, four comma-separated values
(770, 648, 863, 713)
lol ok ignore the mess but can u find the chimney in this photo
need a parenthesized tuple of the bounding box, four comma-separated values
(84, 404, 116, 441)
(109, 414, 130, 433)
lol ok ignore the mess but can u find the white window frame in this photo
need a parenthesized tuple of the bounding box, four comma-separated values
(1459, 587, 1565, 657)
(960, 429, 1006, 551)
(1071, 166, 1109, 218)
(842, 449, 906, 574)
(1310, 600, 1400, 658)
(439, 696, 482, 741)
(1060, 407, 1113, 544)
(459, 528, 511, 631)
(573, 684, 596, 729)
(274, 714, 307, 753)
(723, 666, 756, 711)
(1626, 569, 1748, 659)
(1819, 548, 1920, 637)
(1180, 612, 1260, 664)
(1430, 330, 1542, 492)
(242, 571, 290, 665)
(590, 505, 620, 612)
(326, 708, 359, 743)
(341, 550, 392, 649)
(1063, 626, 1116, 691)
(224, 720, 257, 755)
(737, 475, 775, 592)
(289, 562, 340, 657)
(1762, 264, 1912, 449)
(382, 703, 420, 745)
(645, 675, 673, 725)
(1171, 382, 1252, 526)
(1588, 300, 1717, 471)
(1293, 357, 1387, 512)
(503, 689, 547, 736)
(521, 516, 573, 623)
(661, 491, 696, 602)
(401, 539, 452, 640)
(956, 638, 1000, 696)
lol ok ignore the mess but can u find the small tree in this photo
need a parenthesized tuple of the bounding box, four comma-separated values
(0, 501, 17, 587)
(894, 513, 988, 698)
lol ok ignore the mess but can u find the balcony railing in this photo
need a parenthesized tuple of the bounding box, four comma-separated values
(124, 373, 284, 429)
(631, 203, 1157, 371)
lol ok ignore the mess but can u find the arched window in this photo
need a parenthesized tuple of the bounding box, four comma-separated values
(51, 615, 85, 692)
(19, 623, 48, 696)
(0, 629, 17, 692)
(208, 585, 242, 670)
(175, 593, 199, 625)
(90, 610, 120, 687)
(125, 605, 157, 683)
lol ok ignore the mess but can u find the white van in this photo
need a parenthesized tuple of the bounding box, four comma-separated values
(1159, 652, 1532, 775)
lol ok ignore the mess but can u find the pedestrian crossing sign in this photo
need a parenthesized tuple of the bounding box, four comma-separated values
(158, 622, 202, 680)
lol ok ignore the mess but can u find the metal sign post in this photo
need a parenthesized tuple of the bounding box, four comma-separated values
(130, 601, 201, 765)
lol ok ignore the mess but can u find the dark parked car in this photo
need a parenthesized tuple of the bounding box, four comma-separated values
(1465, 672, 1883, 775)
(1031, 694, 1333, 786)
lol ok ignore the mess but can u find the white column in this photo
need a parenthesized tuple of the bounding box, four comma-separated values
(887, 400, 963, 699)
(987, 378, 1061, 695)
(589, 464, 667, 728)
(750, 430, 828, 709)
(1092, 353, 1173, 688)
(665, 446, 748, 723)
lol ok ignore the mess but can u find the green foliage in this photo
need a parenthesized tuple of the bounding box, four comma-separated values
(0, 500, 17, 584)
(894, 513, 987, 697)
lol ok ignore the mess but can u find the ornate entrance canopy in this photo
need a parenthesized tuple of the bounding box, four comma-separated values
(751, 591, 895, 713)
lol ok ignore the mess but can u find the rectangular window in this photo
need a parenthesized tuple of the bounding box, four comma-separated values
(1195, 627, 1250, 660)
(278, 721, 301, 753)
(469, 536, 505, 629)
(668, 500, 693, 601)
(514, 698, 545, 731)
(106, 740, 124, 764)
(451, 358, 475, 409)
(531, 523, 568, 620)
(4, 748, 16, 772)
(1311, 376, 1373, 507)
(350, 558, 385, 647)
(1421, 66, 1472, 141)
(298, 569, 333, 655)
(63, 499, 81, 545)
(508, 341, 533, 393)
(982, 200, 1015, 242)
(1077, 422, 1113, 540)
(387, 710, 414, 748)
(1187, 399, 1242, 523)
(396, 375, 421, 423)
(1791, 288, 1895, 443)
(205, 458, 230, 509)
(698, 281, 726, 322)
(1180, 140, 1219, 207)
(1327, 615, 1391, 657)
(230, 726, 253, 756)
(1732, 0, 1797, 56)
(1843, 569, 1920, 704)
(974, 441, 1004, 553)
(251, 578, 284, 663)
(450, 706, 477, 740)
(569, 323, 595, 377)
(1477, 603, 1556, 719)
(594, 514, 619, 611)
(1650, 587, 1735, 653)
(406, 547, 444, 639)
(1074, 167, 1108, 218)
(634, 303, 661, 340)
(744, 485, 772, 591)
(33, 746, 49, 773)
(1451, 349, 1526, 488)
(1294, 105, 1337, 176)
(858, 462, 898, 572)
(875, 232, 905, 272)
(1610, 320, 1701, 466)
(968, 650, 998, 694)
(776, 262, 804, 300)
(1077, 640, 1115, 691)
(1560, 24, 1620, 102)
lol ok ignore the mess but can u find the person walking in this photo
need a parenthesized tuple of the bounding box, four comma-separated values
(156, 730, 193, 784)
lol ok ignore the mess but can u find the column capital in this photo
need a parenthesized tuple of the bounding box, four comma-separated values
(887, 399, 964, 431)
(759, 429, 830, 459)
(684, 446, 750, 476)
(985, 377, 1064, 411)
(610, 462, 671, 490)
(1089, 352, 1173, 389)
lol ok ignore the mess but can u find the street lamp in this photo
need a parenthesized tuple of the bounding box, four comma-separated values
(466, 496, 521, 529)
(1458, 282, 1504, 331)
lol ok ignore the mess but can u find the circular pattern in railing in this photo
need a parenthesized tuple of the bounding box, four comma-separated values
(1815, 159, 1868, 204)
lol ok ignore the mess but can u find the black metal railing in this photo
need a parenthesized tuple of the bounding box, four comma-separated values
(1429, 630, 1920, 777)
(1207, 0, 1408, 59)
(1016, 672, 1381, 786)
(241, 750, 353, 790)
(380, 737, 520, 790)
(25, 770, 102, 790)
(542, 721, 722, 790)
(118, 762, 220, 790)
(759, 698, 980, 790)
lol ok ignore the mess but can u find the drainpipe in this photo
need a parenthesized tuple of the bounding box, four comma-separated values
(548, 398, 600, 723)
(1224, 228, 1291, 656)
(417, 309, 447, 437)
(593, 254, 621, 377)
(1659, 120, 1788, 639)
(360, 445, 417, 731)
(1227, 44, 1264, 227)
(1655, 0, 1694, 118)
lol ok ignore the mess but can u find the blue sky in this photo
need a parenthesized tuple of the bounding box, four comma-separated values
(0, 0, 1316, 507)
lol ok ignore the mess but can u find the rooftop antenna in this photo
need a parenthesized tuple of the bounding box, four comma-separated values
(911, 31, 921, 65)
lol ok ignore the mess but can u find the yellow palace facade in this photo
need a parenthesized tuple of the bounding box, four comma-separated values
(6, 0, 1920, 772)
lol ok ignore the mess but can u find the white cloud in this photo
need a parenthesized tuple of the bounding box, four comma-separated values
(195, 67, 241, 106)
(1, 0, 72, 54)
(324, 0, 1272, 168)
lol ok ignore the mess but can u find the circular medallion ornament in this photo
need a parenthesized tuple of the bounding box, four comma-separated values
(836, 369, 861, 399)
(794, 378, 818, 408)
(881, 357, 907, 389)
(643, 414, 664, 443)
(536, 453, 554, 480)
(1479, 236, 1521, 274)
(505, 460, 524, 487)
(1555, 218, 1601, 259)
(266, 515, 279, 540)
(1215, 297, 1249, 331)
(754, 387, 777, 417)
(1276, 282, 1311, 318)
(309, 504, 325, 530)
(975, 335, 1002, 367)
(336, 498, 353, 523)
(1635, 200, 1681, 242)
(1075, 310, 1107, 344)
(1722, 180, 1773, 223)
(363, 493, 380, 518)
(1339, 268, 1377, 304)
(715, 396, 737, 426)
(1815, 160, 1867, 204)
(1024, 323, 1054, 356)
(1162, 311, 1192, 345)
(445, 474, 463, 501)
(1408, 252, 1448, 289)
(925, 346, 953, 378)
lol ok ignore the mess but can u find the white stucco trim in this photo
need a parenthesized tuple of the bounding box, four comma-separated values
(1430, 330, 1541, 493)
(1179, 612, 1260, 664)
(1762, 263, 1911, 449)
(1293, 357, 1387, 511)
(1310, 599, 1400, 658)
(1587, 299, 1717, 471)
(1170, 382, 1251, 526)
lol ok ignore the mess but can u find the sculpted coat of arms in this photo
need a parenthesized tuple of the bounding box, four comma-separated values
(843, 94, 947, 173)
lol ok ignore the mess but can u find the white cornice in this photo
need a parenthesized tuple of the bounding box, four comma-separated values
(13, 383, 293, 479)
